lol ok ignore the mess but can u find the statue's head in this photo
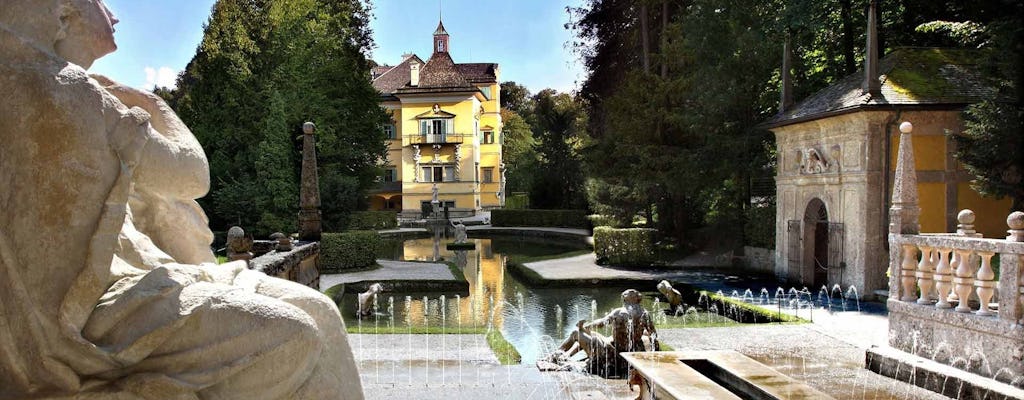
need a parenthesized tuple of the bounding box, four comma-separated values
(368, 283, 383, 294)
(0, 0, 117, 69)
(656, 280, 672, 294)
(621, 289, 641, 305)
(55, 0, 118, 69)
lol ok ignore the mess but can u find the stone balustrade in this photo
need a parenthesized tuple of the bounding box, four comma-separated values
(881, 120, 1024, 390)
(886, 209, 1024, 388)
(891, 211, 1024, 323)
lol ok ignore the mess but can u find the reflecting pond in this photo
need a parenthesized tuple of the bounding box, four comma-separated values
(335, 236, 735, 363)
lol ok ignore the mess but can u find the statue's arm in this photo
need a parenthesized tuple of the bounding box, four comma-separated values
(585, 312, 614, 329)
(90, 74, 210, 198)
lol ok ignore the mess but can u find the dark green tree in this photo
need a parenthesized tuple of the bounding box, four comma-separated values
(530, 89, 588, 210)
(174, 0, 387, 235)
(946, 2, 1024, 210)
(499, 109, 538, 194)
(499, 81, 533, 116)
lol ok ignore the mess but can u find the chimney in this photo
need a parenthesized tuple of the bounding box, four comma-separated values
(401, 52, 415, 60)
(779, 35, 794, 113)
(863, 0, 881, 96)
(410, 61, 420, 87)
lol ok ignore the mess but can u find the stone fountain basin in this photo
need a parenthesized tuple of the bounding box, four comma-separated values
(621, 350, 834, 400)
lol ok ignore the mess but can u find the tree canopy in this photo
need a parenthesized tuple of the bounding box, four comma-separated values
(569, 0, 1021, 243)
(173, 0, 388, 235)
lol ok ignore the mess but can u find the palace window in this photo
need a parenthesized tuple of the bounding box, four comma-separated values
(383, 168, 397, 183)
(481, 167, 494, 183)
(383, 123, 396, 140)
(422, 200, 456, 209)
(421, 165, 456, 182)
(482, 130, 494, 144)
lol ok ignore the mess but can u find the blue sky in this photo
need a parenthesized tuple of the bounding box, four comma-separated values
(91, 0, 585, 94)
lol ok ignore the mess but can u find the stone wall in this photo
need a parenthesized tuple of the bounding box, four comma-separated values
(250, 242, 321, 289)
(741, 246, 775, 273)
(771, 109, 971, 299)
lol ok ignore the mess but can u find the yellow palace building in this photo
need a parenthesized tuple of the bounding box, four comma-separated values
(369, 20, 503, 217)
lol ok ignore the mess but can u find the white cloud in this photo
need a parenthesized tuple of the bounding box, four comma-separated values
(143, 66, 178, 89)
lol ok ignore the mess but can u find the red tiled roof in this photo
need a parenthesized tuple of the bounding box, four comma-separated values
(373, 54, 497, 97)
(456, 63, 497, 83)
(371, 55, 424, 95)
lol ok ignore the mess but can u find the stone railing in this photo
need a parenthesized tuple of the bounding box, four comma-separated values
(250, 241, 321, 289)
(890, 210, 1024, 323)
(226, 226, 322, 290)
(882, 121, 1024, 389)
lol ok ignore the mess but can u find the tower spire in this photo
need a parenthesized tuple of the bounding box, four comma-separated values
(433, 17, 449, 54)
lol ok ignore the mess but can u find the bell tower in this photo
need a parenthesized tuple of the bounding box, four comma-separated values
(433, 20, 449, 54)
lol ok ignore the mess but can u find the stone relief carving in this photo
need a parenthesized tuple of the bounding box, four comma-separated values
(799, 147, 835, 174)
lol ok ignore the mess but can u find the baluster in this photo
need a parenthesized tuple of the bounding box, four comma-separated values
(933, 248, 953, 309)
(975, 251, 996, 316)
(948, 250, 961, 303)
(953, 248, 976, 313)
(900, 244, 919, 302)
(916, 245, 935, 305)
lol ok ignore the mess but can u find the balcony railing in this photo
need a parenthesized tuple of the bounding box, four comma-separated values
(404, 133, 471, 145)
(891, 216, 1024, 322)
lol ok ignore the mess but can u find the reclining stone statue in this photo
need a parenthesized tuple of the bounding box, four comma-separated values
(546, 289, 658, 377)
(0, 1, 361, 399)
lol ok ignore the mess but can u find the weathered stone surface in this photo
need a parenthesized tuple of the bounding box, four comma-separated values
(888, 299, 1024, 388)
(226, 226, 254, 262)
(249, 241, 321, 288)
(771, 111, 970, 299)
(0, 2, 360, 399)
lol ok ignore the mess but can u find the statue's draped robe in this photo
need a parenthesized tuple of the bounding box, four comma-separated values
(0, 28, 361, 400)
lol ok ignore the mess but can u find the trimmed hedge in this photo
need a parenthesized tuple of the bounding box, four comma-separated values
(586, 214, 620, 228)
(321, 231, 383, 272)
(490, 209, 588, 228)
(504, 193, 530, 210)
(348, 211, 398, 230)
(593, 227, 656, 266)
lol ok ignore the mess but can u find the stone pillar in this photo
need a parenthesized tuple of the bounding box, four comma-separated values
(1000, 211, 1024, 323)
(863, 0, 881, 96)
(889, 121, 920, 300)
(889, 121, 920, 235)
(299, 122, 322, 241)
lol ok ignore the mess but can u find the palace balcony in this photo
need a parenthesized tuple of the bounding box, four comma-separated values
(405, 133, 471, 145)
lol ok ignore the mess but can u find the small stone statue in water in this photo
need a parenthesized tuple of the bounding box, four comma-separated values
(657, 280, 683, 313)
(453, 221, 468, 243)
(357, 283, 384, 318)
(544, 289, 658, 377)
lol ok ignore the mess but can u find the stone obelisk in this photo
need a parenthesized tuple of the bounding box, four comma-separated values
(299, 122, 322, 241)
